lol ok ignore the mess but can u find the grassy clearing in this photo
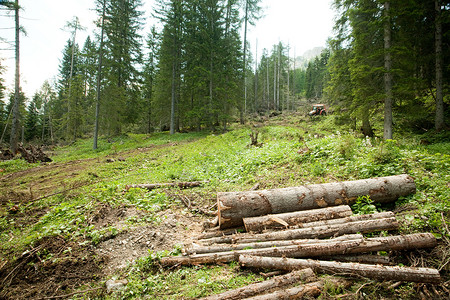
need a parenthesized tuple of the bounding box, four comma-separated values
(0, 113, 449, 299)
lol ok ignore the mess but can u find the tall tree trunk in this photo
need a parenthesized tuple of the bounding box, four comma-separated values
(242, 0, 249, 119)
(293, 48, 296, 99)
(361, 112, 374, 137)
(170, 62, 176, 135)
(254, 39, 258, 113)
(273, 50, 277, 110)
(277, 45, 281, 110)
(287, 44, 290, 111)
(93, 0, 106, 150)
(10, 0, 20, 154)
(383, 1, 393, 140)
(435, 0, 444, 131)
(266, 57, 270, 110)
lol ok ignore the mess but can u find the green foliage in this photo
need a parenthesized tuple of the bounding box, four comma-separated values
(352, 195, 378, 215)
(116, 262, 262, 299)
(2, 121, 449, 299)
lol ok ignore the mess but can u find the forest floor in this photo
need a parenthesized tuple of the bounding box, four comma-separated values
(0, 112, 449, 299)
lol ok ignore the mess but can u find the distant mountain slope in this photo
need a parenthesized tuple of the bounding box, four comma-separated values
(292, 46, 325, 70)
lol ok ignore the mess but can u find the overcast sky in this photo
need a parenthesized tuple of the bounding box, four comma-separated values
(0, 0, 334, 99)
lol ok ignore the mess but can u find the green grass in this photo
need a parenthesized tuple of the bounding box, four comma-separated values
(1, 115, 449, 299)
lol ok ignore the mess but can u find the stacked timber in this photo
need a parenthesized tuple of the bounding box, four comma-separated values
(158, 175, 442, 298)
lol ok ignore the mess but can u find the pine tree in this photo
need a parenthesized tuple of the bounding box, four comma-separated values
(142, 26, 159, 133)
(24, 95, 40, 142)
(0, 59, 7, 138)
(154, 0, 185, 133)
(37, 80, 57, 143)
(102, 0, 144, 134)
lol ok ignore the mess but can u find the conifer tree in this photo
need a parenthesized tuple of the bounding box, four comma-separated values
(24, 95, 40, 141)
(102, 0, 144, 134)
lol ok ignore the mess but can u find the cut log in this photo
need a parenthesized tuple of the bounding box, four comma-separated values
(244, 210, 393, 233)
(218, 174, 415, 228)
(126, 181, 208, 191)
(196, 227, 246, 240)
(244, 278, 349, 300)
(243, 281, 323, 300)
(243, 205, 353, 232)
(320, 254, 391, 265)
(201, 217, 399, 245)
(239, 255, 441, 283)
(160, 233, 436, 266)
(199, 268, 315, 300)
(186, 234, 363, 255)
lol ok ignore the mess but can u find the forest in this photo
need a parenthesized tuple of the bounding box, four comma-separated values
(0, 0, 447, 149)
(0, 0, 449, 299)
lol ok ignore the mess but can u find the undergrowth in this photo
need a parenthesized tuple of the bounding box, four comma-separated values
(0, 113, 449, 299)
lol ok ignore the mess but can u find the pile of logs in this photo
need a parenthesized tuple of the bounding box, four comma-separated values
(159, 175, 442, 298)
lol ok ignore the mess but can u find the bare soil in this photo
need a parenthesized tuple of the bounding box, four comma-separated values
(0, 236, 105, 300)
(0, 143, 207, 300)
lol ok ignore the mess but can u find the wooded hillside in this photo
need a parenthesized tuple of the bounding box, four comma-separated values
(0, 0, 447, 150)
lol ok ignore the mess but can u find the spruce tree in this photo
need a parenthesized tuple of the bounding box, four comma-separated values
(102, 0, 144, 134)
(24, 95, 40, 142)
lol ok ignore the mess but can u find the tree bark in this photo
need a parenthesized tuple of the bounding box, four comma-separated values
(383, 1, 393, 140)
(290, 212, 394, 229)
(188, 234, 363, 255)
(126, 181, 208, 191)
(244, 281, 323, 300)
(320, 254, 391, 265)
(9, 0, 20, 154)
(435, 0, 444, 131)
(239, 255, 441, 283)
(243, 205, 353, 232)
(199, 268, 315, 300)
(196, 227, 245, 240)
(160, 233, 436, 266)
(218, 174, 415, 228)
(244, 279, 348, 300)
(170, 62, 176, 135)
(205, 217, 399, 245)
(93, 0, 106, 150)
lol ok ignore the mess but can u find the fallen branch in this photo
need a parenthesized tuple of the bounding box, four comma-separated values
(243, 205, 353, 232)
(126, 181, 209, 191)
(176, 194, 216, 217)
(199, 268, 315, 300)
(239, 255, 441, 283)
(38, 287, 103, 299)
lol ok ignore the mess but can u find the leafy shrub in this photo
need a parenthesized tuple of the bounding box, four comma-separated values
(352, 195, 378, 215)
